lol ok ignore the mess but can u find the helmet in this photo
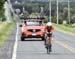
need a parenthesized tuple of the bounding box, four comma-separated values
(46, 22, 52, 26)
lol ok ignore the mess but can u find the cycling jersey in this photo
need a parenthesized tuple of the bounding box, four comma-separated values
(45, 25, 54, 33)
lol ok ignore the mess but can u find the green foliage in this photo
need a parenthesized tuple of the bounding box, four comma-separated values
(44, 16, 48, 23)
(0, 0, 6, 21)
(13, 2, 49, 14)
(0, 23, 14, 46)
(51, 16, 56, 23)
(12, 1, 75, 24)
(54, 24, 75, 34)
(0, 0, 5, 11)
(71, 15, 75, 24)
(0, 0, 5, 7)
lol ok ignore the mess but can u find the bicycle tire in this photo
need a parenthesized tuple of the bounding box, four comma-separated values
(47, 46, 50, 54)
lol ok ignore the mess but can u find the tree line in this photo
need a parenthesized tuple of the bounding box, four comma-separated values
(12, 1, 75, 24)
(0, 0, 7, 21)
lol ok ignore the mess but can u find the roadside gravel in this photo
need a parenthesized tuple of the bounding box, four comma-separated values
(0, 25, 16, 59)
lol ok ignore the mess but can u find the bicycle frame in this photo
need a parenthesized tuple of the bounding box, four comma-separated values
(45, 33, 52, 54)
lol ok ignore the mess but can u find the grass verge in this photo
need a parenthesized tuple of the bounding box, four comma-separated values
(54, 24, 75, 35)
(0, 22, 14, 46)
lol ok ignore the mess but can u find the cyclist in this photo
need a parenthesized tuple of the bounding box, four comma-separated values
(44, 22, 54, 51)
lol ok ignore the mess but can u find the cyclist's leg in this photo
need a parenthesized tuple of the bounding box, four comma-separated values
(49, 36, 52, 51)
(45, 37, 49, 48)
(44, 37, 46, 45)
(45, 34, 52, 49)
(44, 34, 47, 45)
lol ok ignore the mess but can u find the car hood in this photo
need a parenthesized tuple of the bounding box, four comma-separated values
(25, 26, 45, 29)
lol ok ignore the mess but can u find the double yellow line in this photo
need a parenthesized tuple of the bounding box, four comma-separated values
(54, 40, 75, 53)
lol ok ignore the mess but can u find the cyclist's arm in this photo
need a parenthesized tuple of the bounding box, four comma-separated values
(50, 26, 54, 33)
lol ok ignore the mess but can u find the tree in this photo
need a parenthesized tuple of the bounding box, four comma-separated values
(63, 7, 68, 21)
(0, 0, 5, 16)
(71, 15, 75, 24)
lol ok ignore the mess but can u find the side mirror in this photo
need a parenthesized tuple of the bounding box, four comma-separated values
(19, 25, 22, 27)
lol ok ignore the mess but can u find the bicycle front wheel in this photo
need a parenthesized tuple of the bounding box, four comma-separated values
(47, 46, 50, 54)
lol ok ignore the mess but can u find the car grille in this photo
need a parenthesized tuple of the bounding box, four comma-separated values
(28, 29, 40, 32)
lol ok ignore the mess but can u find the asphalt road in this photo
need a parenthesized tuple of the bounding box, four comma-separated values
(14, 23, 75, 59)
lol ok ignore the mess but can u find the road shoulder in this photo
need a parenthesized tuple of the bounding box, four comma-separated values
(0, 26, 17, 59)
(54, 26, 75, 36)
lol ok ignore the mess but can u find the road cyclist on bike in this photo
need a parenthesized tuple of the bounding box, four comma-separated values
(44, 22, 54, 54)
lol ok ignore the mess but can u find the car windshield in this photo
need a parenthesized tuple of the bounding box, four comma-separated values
(25, 21, 41, 26)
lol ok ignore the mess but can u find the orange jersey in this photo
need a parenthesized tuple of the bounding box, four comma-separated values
(45, 25, 54, 33)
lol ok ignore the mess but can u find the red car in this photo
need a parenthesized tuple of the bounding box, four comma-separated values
(20, 18, 45, 41)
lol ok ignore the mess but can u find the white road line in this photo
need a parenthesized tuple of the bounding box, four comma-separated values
(12, 23, 18, 59)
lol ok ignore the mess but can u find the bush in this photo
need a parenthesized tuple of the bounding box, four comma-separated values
(2, 16, 6, 21)
(0, 16, 6, 21)
(72, 23, 75, 27)
(44, 16, 48, 23)
(51, 16, 56, 23)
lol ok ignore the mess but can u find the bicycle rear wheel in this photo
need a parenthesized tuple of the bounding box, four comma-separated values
(47, 46, 50, 54)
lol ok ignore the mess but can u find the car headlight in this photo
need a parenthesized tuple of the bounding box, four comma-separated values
(22, 28, 27, 31)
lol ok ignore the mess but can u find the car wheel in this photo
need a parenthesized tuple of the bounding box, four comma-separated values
(21, 36, 25, 41)
(42, 36, 45, 41)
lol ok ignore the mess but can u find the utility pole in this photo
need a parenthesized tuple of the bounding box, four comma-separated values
(5, 0, 12, 23)
(23, 6, 25, 13)
(40, 7, 43, 17)
(7, 0, 12, 10)
(68, 0, 70, 24)
(7, 0, 15, 15)
(7, 0, 17, 21)
(57, 0, 59, 24)
(49, 0, 51, 22)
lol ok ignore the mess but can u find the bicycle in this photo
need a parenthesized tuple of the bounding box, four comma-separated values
(45, 32, 52, 54)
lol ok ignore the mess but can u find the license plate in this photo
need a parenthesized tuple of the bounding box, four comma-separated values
(32, 33, 36, 36)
